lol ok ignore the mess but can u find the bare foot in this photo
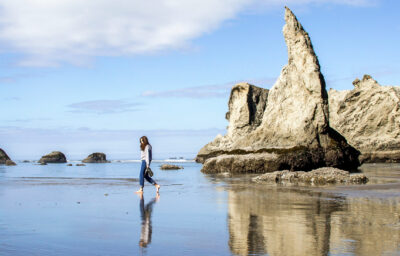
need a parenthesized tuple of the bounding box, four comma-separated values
(137, 193, 144, 200)
(155, 184, 160, 193)
(135, 189, 143, 194)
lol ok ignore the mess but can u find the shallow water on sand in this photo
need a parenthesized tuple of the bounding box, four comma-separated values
(0, 162, 399, 256)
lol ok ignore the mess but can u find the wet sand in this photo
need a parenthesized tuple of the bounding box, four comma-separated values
(0, 162, 399, 255)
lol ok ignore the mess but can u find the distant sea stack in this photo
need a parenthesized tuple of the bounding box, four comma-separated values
(329, 75, 400, 163)
(38, 151, 67, 164)
(82, 153, 110, 163)
(196, 7, 360, 174)
(0, 148, 12, 164)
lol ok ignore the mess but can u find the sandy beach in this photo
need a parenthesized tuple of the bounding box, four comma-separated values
(0, 162, 399, 256)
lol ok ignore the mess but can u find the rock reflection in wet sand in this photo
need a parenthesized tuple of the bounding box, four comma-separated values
(227, 185, 400, 256)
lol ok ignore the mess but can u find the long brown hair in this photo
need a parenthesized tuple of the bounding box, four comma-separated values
(140, 136, 150, 151)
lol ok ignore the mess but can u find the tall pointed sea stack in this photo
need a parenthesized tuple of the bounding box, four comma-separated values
(197, 7, 360, 173)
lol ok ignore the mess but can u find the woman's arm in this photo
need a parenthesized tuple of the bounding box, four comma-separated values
(145, 145, 150, 168)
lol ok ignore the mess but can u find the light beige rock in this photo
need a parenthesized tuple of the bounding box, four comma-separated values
(197, 7, 360, 173)
(196, 83, 268, 163)
(329, 75, 400, 163)
(226, 83, 269, 139)
(236, 6, 329, 150)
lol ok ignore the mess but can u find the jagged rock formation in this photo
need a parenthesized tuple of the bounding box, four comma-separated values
(197, 83, 269, 163)
(197, 7, 360, 173)
(0, 148, 11, 164)
(253, 167, 368, 184)
(226, 83, 269, 139)
(329, 75, 400, 163)
(82, 152, 110, 163)
(38, 151, 67, 164)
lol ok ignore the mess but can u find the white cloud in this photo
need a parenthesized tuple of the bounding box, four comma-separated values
(0, 0, 251, 66)
(142, 78, 276, 98)
(67, 99, 141, 114)
(0, 0, 376, 67)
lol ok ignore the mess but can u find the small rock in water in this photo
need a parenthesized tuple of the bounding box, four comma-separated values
(67, 164, 73, 166)
(5, 160, 16, 166)
(0, 148, 11, 164)
(160, 164, 184, 170)
(38, 151, 67, 164)
(253, 167, 368, 185)
(82, 152, 110, 163)
(76, 164, 85, 166)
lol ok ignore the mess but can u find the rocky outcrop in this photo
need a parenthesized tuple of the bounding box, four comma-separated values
(38, 151, 67, 164)
(160, 164, 184, 170)
(253, 167, 368, 184)
(0, 149, 12, 164)
(0, 148, 11, 164)
(226, 83, 269, 139)
(82, 152, 110, 163)
(197, 7, 360, 174)
(5, 160, 17, 166)
(329, 75, 400, 163)
(196, 83, 268, 163)
(0, 149, 16, 165)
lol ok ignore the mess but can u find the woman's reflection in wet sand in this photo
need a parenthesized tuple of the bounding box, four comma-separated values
(138, 193, 159, 248)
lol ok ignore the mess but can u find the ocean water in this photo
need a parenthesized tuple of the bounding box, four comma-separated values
(0, 162, 399, 256)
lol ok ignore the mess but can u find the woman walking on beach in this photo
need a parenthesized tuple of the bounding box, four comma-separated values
(136, 136, 160, 194)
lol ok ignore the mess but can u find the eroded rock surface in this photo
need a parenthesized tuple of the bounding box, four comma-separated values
(253, 167, 368, 184)
(196, 83, 268, 163)
(329, 75, 400, 163)
(197, 7, 360, 174)
(82, 152, 110, 163)
(39, 151, 67, 164)
(0, 148, 11, 164)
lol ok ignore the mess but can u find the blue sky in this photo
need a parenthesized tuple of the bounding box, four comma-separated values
(1, 0, 399, 160)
